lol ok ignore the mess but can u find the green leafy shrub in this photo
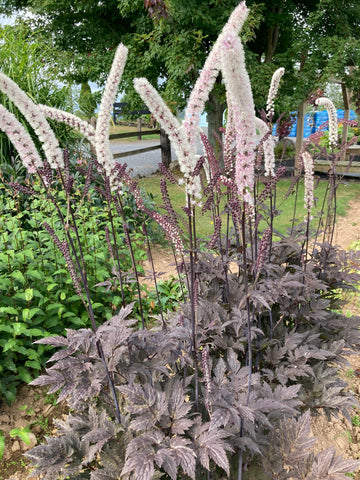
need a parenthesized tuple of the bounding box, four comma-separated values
(0, 171, 170, 404)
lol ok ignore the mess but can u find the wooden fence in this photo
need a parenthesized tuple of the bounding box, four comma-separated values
(109, 120, 172, 167)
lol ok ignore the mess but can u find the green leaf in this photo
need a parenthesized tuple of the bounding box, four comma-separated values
(11, 270, 25, 284)
(60, 291, 66, 301)
(3, 358, 17, 373)
(17, 367, 33, 384)
(0, 430, 5, 461)
(3, 338, 17, 352)
(13, 322, 27, 336)
(47, 283, 58, 291)
(25, 360, 41, 370)
(0, 306, 18, 315)
(29, 328, 44, 337)
(26, 269, 43, 281)
(10, 427, 31, 445)
(0, 324, 13, 334)
(25, 288, 34, 301)
(28, 308, 45, 320)
(92, 302, 104, 310)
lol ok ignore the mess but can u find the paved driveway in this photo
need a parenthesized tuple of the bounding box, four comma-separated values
(110, 129, 207, 177)
(110, 139, 175, 177)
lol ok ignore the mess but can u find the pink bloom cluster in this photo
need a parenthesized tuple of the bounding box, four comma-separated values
(183, 1, 249, 150)
(302, 151, 314, 214)
(0, 73, 63, 169)
(96, 44, 128, 178)
(221, 32, 256, 205)
(315, 97, 338, 148)
(255, 117, 275, 177)
(0, 105, 43, 173)
(266, 68, 285, 117)
(40, 105, 96, 147)
(133, 77, 203, 201)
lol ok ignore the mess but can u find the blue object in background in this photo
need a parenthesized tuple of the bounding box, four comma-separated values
(281, 109, 357, 138)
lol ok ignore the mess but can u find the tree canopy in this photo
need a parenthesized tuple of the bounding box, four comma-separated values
(2, 0, 360, 119)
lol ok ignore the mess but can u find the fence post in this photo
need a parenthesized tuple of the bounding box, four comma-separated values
(137, 118, 142, 140)
(160, 129, 171, 168)
(295, 101, 306, 166)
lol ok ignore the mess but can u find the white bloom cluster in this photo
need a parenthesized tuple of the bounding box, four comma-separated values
(315, 97, 338, 149)
(221, 32, 256, 205)
(0, 73, 63, 168)
(39, 105, 96, 147)
(302, 150, 314, 214)
(183, 1, 249, 150)
(266, 68, 285, 117)
(96, 44, 128, 178)
(0, 105, 43, 173)
(133, 77, 202, 200)
(255, 117, 275, 177)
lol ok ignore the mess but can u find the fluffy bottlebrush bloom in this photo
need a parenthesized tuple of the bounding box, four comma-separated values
(255, 117, 275, 177)
(96, 44, 128, 178)
(315, 97, 338, 148)
(133, 77, 202, 201)
(266, 67, 285, 117)
(183, 1, 249, 149)
(0, 73, 63, 169)
(0, 104, 43, 173)
(302, 150, 314, 214)
(39, 105, 96, 147)
(221, 32, 256, 205)
(133, 78, 193, 176)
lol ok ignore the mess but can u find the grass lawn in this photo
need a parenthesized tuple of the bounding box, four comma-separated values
(139, 174, 360, 240)
(109, 123, 160, 142)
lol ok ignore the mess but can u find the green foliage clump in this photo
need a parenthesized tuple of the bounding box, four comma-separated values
(0, 156, 174, 405)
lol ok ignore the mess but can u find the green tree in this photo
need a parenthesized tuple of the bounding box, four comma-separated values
(0, 22, 70, 175)
(2, 0, 360, 138)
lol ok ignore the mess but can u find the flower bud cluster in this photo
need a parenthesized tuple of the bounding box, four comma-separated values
(43, 223, 83, 297)
(207, 217, 222, 250)
(201, 345, 212, 413)
(256, 227, 272, 275)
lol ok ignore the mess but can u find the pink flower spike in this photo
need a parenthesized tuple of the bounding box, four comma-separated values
(255, 117, 275, 177)
(0, 105, 43, 173)
(302, 150, 314, 214)
(315, 97, 338, 149)
(133, 78, 193, 177)
(220, 32, 256, 205)
(39, 105, 96, 148)
(266, 67, 285, 117)
(183, 1, 249, 149)
(0, 72, 63, 168)
(96, 44, 128, 178)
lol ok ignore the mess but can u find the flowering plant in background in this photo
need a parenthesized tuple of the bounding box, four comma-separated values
(315, 96, 338, 149)
(0, 2, 360, 480)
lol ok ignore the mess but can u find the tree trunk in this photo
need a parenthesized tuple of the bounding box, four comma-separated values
(160, 129, 172, 168)
(207, 87, 226, 165)
(264, 7, 282, 63)
(295, 101, 306, 166)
